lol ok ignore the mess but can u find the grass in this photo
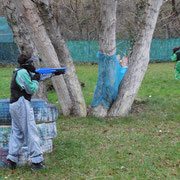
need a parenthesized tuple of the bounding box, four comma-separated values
(0, 62, 179, 180)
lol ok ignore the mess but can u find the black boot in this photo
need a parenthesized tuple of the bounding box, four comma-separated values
(6, 159, 16, 170)
(31, 162, 45, 170)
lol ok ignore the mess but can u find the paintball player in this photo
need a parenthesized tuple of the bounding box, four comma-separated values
(171, 46, 180, 80)
(6, 53, 65, 170)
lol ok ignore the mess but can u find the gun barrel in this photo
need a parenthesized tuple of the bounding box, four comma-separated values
(36, 67, 66, 74)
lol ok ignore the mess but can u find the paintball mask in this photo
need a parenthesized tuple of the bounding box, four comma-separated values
(18, 54, 38, 73)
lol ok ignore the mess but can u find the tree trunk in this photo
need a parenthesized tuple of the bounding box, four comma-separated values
(108, 0, 163, 117)
(22, 0, 74, 115)
(172, 0, 177, 15)
(1, 0, 48, 102)
(34, 0, 87, 116)
(88, 0, 117, 117)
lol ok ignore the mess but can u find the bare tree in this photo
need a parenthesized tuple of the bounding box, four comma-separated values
(109, 0, 164, 116)
(53, 0, 100, 40)
(172, 0, 177, 15)
(32, 0, 87, 116)
(0, 8, 3, 16)
(88, 0, 117, 117)
(50, 0, 177, 41)
(89, 0, 163, 117)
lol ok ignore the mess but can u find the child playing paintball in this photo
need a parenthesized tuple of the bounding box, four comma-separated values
(171, 46, 180, 80)
(6, 53, 65, 170)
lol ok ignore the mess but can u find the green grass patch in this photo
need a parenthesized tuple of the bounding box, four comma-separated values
(0, 63, 179, 180)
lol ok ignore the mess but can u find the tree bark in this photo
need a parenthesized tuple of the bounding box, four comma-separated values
(1, 0, 48, 102)
(172, 0, 177, 15)
(22, 0, 74, 115)
(88, 0, 117, 117)
(34, 0, 87, 116)
(108, 0, 163, 117)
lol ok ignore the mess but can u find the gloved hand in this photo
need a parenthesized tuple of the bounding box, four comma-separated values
(32, 73, 41, 81)
(53, 69, 66, 75)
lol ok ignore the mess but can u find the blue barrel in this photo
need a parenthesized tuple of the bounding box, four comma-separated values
(0, 99, 58, 124)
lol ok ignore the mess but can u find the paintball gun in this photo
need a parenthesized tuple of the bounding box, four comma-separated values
(36, 67, 66, 75)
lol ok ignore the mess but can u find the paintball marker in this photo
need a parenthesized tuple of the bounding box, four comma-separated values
(36, 67, 66, 74)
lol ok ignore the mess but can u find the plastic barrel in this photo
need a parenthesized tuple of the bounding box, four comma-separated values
(0, 122, 57, 149)
(0, 99, 58, 124)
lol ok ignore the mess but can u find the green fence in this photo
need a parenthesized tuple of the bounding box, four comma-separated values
(0, 17, 180, 64)
(150, 38, 180, 61)
(67, 39, 178, 62)
(1, 39, 179, 64)
(67, 40, 130, 62)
